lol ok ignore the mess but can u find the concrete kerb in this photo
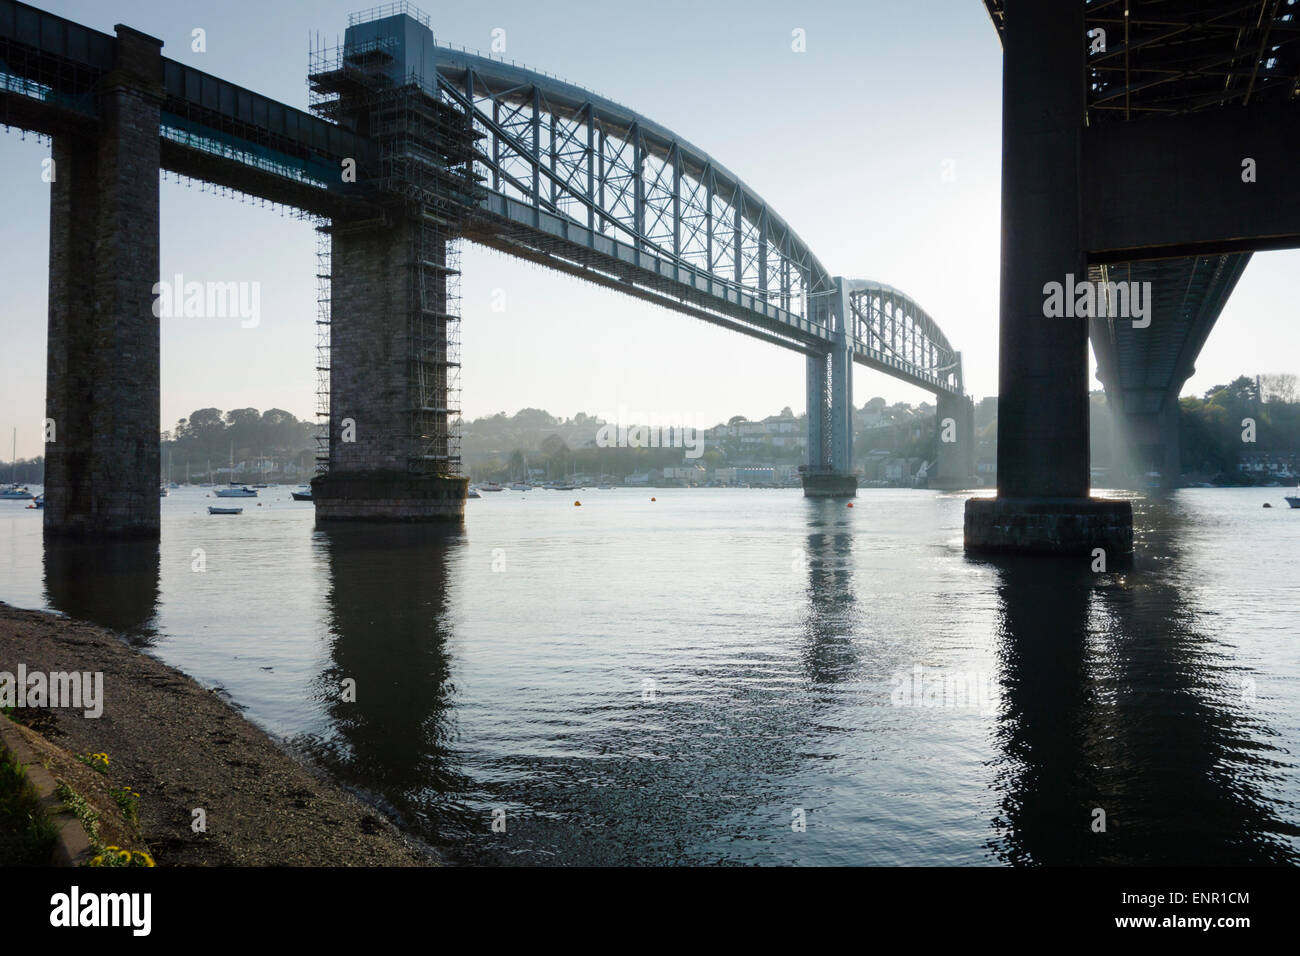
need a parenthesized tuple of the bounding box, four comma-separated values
(0, 715, 94, 866)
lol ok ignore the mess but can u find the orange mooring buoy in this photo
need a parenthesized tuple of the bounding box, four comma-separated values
(574, 500, 581, 506)
(846, 502, 854, 508)
(650, 496, 656, 501)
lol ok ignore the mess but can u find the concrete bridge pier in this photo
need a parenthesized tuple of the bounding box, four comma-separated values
(932, 392, 976, 490)
(44, 26, 164, 537)
(1113, 401, 1181, 489)
(963, 0, 1132, 554)
(802, 279, 857, 497)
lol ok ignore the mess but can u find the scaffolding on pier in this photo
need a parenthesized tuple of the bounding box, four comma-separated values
(314, 225, 331, 473)
(307, 22, 481, 476)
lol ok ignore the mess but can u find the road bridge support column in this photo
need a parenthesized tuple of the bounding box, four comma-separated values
(1114, 403, 1181, 489)
(44, 26, 163, 537)
(964, 0, 1131, 554)
(933, 393, 976, 489)
(312, 214, 468, 521)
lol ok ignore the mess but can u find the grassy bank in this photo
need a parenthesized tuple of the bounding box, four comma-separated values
(0, 742, 57, 864)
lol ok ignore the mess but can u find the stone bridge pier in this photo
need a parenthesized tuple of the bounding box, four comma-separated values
(307, 11, 470, 522)
(311, 213, 468, 521)
(44, 26, 164, 537)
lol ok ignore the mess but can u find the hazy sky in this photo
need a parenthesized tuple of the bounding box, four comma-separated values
(2, 0, 1298, 459)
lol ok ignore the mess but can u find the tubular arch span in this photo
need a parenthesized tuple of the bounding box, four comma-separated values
(431, 47, 964, 397)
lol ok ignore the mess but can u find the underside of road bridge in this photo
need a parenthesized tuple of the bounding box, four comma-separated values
(969, 0, 1300, 554)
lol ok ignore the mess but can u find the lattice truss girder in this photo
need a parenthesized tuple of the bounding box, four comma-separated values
(847, 286, 962, 394)
(985, 0, 1300, 118)
(449, 70, 828, 320)
(1084, 0, 1300, 118)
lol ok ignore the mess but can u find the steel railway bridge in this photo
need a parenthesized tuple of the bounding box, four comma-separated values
(0, 0, 973, 532)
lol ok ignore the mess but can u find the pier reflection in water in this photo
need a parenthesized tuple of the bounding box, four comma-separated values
(295, 524, 470, 843)
(0, 487, 1296, 864)
(801, 500, 860, 683)
(986, 529, 1299, 865)
(43, 536, 159, 641)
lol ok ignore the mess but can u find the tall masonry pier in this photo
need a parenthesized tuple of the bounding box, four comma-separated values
(308, 9, 478, 521)
(44, 26, 164, 536)
(965, 0, 1131, 555)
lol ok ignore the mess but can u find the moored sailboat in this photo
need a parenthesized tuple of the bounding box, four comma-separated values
(214, 442, 257, 497)
(1, 429, 33, 500)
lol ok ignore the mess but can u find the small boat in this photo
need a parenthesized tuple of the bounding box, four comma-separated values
(208, 506, 243, 515)
(478, 482, 504, 492)
(159, 485, 168, 497)
(509, 482, 532, 491)
(466, 486, 481, 499)
(27, 495, 43, 510)
(290, 488, 313, 501)
(1285, 487, 1300, 509)
(215, 443, 257, 496)
(215, 485, 258, 498)
(251, 483, 269, 489)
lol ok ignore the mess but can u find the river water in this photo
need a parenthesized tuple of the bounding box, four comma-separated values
(1, 486, 1297, 865)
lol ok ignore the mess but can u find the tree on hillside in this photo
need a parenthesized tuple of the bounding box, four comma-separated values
(1261, 373, 1298, 404)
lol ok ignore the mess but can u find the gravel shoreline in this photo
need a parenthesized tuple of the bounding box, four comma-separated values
(0, 602, 435, 866)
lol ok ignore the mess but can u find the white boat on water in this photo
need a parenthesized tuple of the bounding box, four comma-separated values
(478, 481, 504, 492)
(466, 486, 481, 499)
(1286, 485, 1300, 509)
(208, 506, 243, 515)
(509, 481, 532, 491)
(215, 486, 258, 498)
